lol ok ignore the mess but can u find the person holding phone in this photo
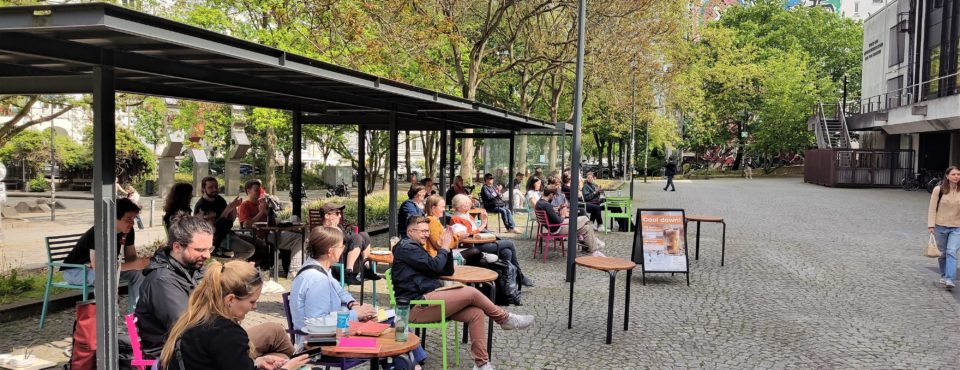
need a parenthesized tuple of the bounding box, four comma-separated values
(194, 176, 260, 261)
(238, 179, 303, 276)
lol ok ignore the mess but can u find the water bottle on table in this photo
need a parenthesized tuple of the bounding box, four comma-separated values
(394, 297, 410, 342)
(336, 306, 349, 339)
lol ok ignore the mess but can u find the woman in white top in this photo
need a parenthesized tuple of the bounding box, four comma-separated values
(525, 177, 542, 210)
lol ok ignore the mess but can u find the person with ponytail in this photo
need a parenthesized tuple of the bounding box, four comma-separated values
(929, 166, 960, 289)
(160, 260, 309, 370)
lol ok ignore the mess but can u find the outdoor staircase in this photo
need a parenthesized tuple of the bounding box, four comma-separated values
(812, 102, 852, 149)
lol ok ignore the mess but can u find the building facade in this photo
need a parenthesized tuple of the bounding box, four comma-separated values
(849, 0, 960, 174)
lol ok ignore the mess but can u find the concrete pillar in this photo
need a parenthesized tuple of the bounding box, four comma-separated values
(190, 148, 209, 197)
(951, 132, 960, 166)
(157, 131, 184, 198)
(225, 126, 251, 197)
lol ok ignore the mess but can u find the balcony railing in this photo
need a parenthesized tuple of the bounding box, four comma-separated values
(846, 71, 960, 116)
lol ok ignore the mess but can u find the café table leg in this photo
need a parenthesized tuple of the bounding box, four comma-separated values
(605, 270, 617, 344)
(272, 231, 280, 281)
(487, 280, 496, 357)
(694, 221, 701, 260)
(360, 261, 366, 305)
(371, 261, 378, 308)
(567, 265, 576, 329)
(721, 221, 726, 267)
(624, 269, 632, 331)
(369, 356, 380, 370)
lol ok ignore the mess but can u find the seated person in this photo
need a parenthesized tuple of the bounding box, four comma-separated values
(566, 173, 602, 231)
(420, 177, 437, 196)
(137, 214, 295, 360)
(317, 202, 380, 285)
(61, 198, 148, 306)
(536, 184, 605, 257)
(397, 184, 427, 239)
(445, 175, 470, 205)
(158, 260, 309, 370)
(393, 216, 534, 370)
(162, 182, 194, 230)
(194, 176, 259, 260)
(583, 171, 626, 231)
(479, 173, 518, 233)
(525, 177, 543, 209)
(290, 226, 427, 367)
(423, 194, 479, 261)
(449, 194, 533, 287)
(237, 179, 303, 276)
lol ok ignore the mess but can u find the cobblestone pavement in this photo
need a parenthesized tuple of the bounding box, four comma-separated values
(2, 178, 959, 368)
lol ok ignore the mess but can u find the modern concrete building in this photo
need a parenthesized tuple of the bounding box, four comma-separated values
(845, 0, 960, 174)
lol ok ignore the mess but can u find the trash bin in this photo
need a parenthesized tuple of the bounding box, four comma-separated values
(145, 180, 155, 195)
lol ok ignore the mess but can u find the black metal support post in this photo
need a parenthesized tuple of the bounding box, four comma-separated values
(358, 127, 366, 230)
(508, 133, 515, 210)
(439, 126, 447, 192)
(567, 0, 587, 283)
(93, 64, 119, 370)
(449, 133, 456, 188)
(388, 114, 399, 237)
(292, 111, 302, 217)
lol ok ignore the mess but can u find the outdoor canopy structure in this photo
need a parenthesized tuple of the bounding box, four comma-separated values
(0, 3, 570, 368)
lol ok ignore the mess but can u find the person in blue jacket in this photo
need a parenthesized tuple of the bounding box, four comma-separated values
(397, 184, 427, 238)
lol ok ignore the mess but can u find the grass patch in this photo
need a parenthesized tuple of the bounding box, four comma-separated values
(0, 269, 66, 306)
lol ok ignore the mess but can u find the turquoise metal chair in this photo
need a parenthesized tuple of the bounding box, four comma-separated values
(40, 234, 88, 329)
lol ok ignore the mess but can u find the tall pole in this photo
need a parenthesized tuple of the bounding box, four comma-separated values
(357, 127, 366, 230)
(388, 114, 399, 237)
(50, 107, 56, 221)
(643, 118, 649, 183)
(630, 62, 637, 199)
(567, 0, 587, 283)
(291, 111, 302, 218)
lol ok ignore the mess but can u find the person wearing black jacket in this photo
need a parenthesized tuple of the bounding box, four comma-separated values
(392, 216, 534, 370)
(663, 161, 677, 191)
(137, 214, 294, 361)
(479, 173, 518, 233)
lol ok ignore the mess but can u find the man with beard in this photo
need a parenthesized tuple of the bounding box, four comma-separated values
(136, 214, 294, 360)
(193, 176, 259, 260)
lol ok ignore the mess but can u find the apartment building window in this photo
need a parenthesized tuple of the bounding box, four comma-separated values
(886, 75, 903, 108)
(889, 26, 905, 66)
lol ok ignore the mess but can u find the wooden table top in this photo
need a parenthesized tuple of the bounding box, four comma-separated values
(685, 215, 724, 223)
(252, 222, 307, 232)
(439, 265, 497, 283)
(320, 330, 420, 358)
(367, 251, 393, 264)
(460, 236, 496, 244)
(575, 256, 637, 271)
(468, 208, 485, 215)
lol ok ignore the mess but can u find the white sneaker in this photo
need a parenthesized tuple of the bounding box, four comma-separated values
(499, 313, 534, 330)
(597, 225, 606, 232)
(482, 253, 499, 263)
(591, 251, 606, 257)
(261, 280, 286, 294)
(946, 280, 956, 289)
(472, 363, 495, 370)
(939, 278, 947, 287)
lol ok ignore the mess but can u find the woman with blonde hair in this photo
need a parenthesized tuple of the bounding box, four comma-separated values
(930, 166, 960, 289)
(160, 260, 309, 370)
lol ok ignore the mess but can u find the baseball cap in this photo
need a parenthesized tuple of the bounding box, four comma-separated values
(321, 202, 346, 214)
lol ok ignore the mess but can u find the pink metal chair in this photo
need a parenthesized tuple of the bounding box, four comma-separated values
(533, 209, 568, 262)
(123, 313, 158, 370)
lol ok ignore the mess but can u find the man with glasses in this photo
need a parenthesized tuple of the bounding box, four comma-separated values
(318, 202, 380, 285)
(136, 214, 294, 360)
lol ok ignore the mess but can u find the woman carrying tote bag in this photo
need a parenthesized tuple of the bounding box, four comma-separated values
(929, 166, 960, 290)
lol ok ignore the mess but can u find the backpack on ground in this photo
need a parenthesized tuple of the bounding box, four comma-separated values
(479, 260, 522, 306)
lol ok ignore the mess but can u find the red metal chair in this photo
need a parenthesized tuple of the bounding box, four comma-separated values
(123, 314, 157, 370)
(533, 209, 568, 262)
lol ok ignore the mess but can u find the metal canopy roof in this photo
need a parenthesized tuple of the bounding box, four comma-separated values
(0, 3, 565, 132)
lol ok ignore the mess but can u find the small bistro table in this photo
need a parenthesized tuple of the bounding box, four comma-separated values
(252, 222, 306, 280)
(684, 215, 726, 266)
(439, 265, 498, 356)
(568, 256, 636, 344)
(320, 330, 421, 370)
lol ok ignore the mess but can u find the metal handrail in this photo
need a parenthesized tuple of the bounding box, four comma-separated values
(837, 100, 851, 148)
(852, 71, 960, 115)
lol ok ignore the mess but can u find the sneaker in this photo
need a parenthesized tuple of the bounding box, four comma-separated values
(939, 278, 947, 287)
(482, 253, 499, 263)
(472, 363, 495, 370)
(597, 225, 606, 233)
(591, 251, 606, 257)
(521, 276, 535, 287)
(344, 274, 363, 286)
(362, 268, 382, 281)
(261, 280, 286, 294)
(499, 313, 534, 330)
(946, 280, 956, 289)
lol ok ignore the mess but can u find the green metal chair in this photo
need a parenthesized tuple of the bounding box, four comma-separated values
(40, 234, 88, 329)
(602, 197, 634, 234)
(385, 269, 459, 369)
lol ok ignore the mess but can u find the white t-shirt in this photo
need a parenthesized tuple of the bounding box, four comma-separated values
(526, 190, 541, 205)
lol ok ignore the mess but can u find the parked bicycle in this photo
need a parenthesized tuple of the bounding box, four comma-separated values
(901, 171, 921, 191)
(926, 172, 943, 193)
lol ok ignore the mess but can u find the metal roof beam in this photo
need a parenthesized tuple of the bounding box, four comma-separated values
(0, 75, 91, 94)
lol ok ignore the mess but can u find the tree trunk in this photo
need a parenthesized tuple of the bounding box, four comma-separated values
(517, 135, 528, 175)
(606, 138, 614, 175)
(265, 124, 277, 194)
(733, 121, 744, 171)
(594, 131, 604, 168)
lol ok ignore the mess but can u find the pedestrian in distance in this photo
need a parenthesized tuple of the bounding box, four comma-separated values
(663, 161, 677, 192)
(930, 166, 960, 290)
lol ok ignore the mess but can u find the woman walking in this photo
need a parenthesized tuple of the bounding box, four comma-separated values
(930, 166, 960, 289)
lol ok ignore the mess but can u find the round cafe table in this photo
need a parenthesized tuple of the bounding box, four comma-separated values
(321, 330, 420, 370)
(439, 265, 498, 356)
